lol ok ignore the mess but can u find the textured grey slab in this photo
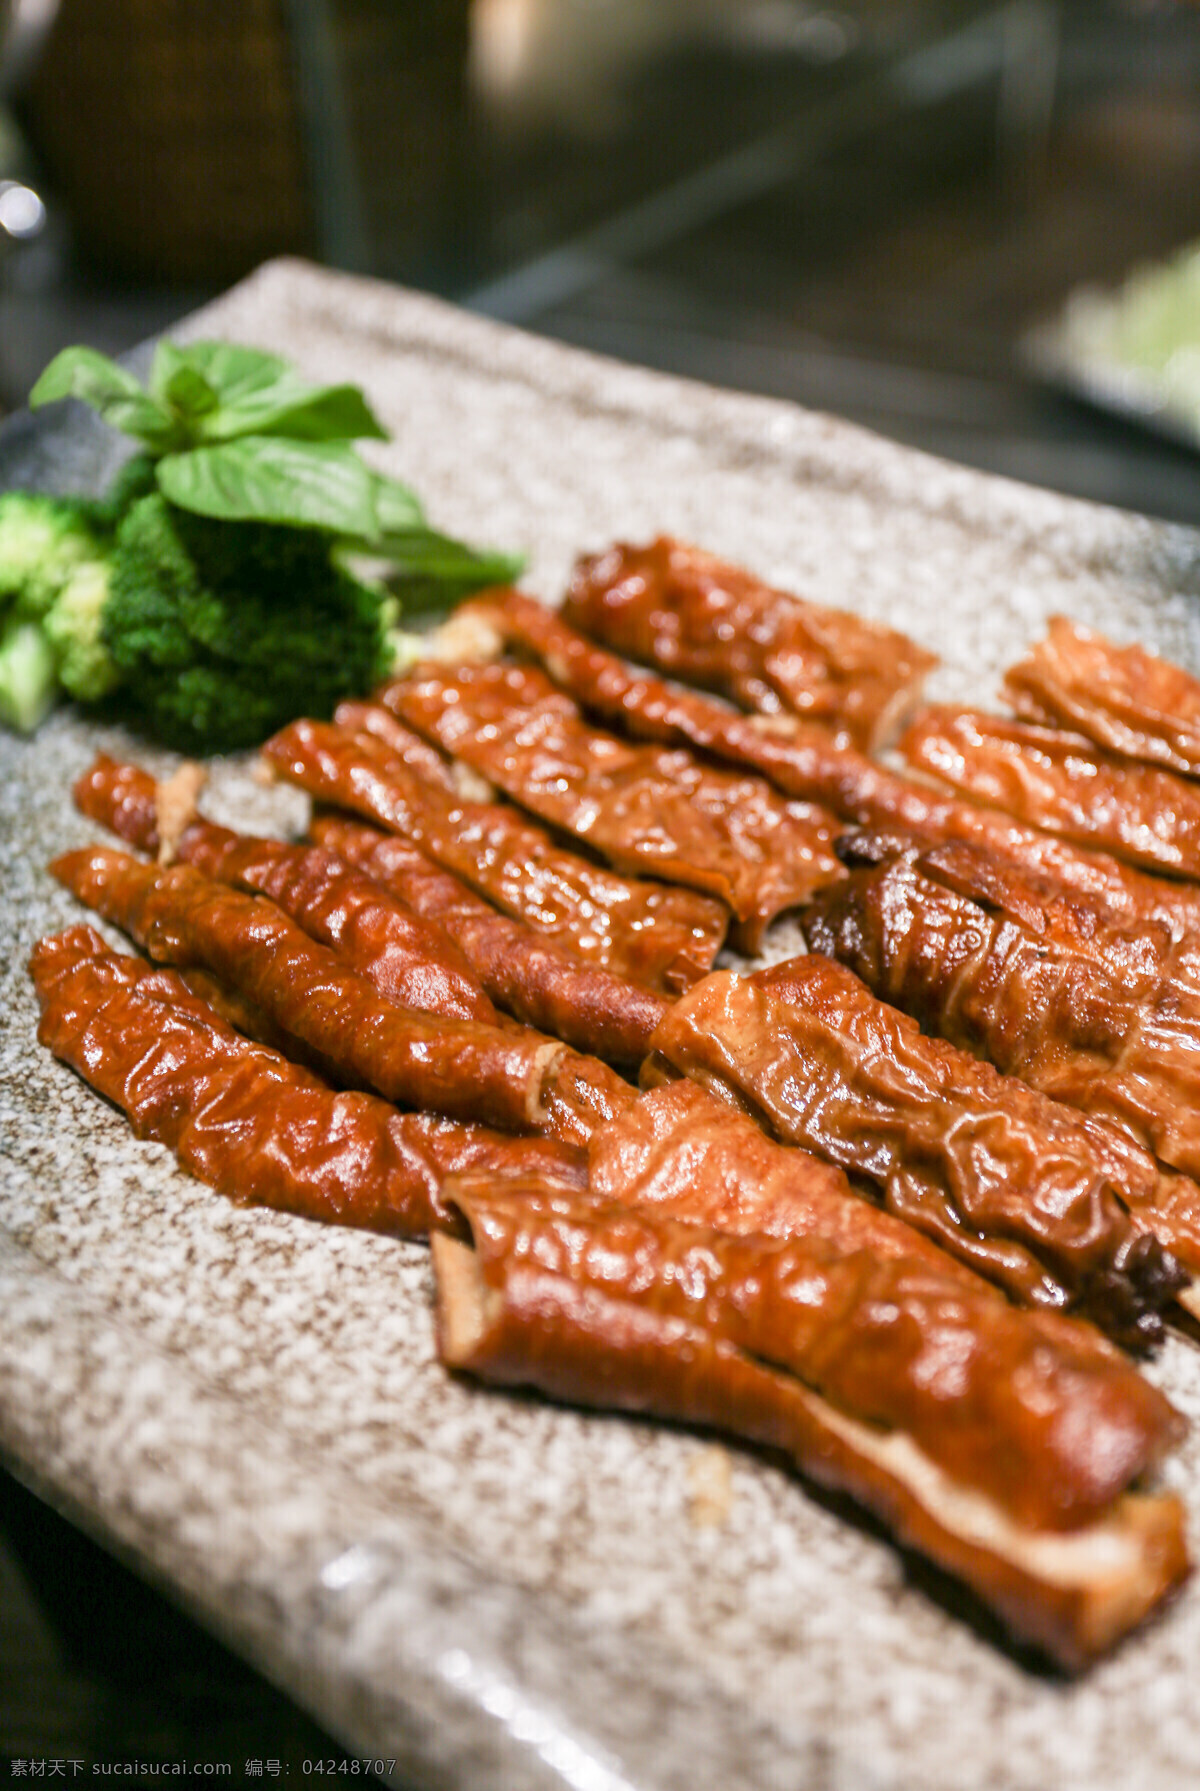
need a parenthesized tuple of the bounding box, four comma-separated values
(4, 258, 1200, 1791)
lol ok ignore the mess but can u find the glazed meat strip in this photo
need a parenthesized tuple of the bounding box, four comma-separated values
(310, 815, 667, 1069)
(74, 756, 500, 1026)
(76, 753, 668, 1068)
(1006, 615, 1200, 776)
(587, 1078, 1194, 1335)
(900, 708, 1200, 880)
(31, 926, 586, 1237)
(758, 944, 1200, 1295)
(439, 584, 924, 799)
(438, 1178, 1177, 1531)
(838, 826, 1200, 1005)
(380, 660, 845, 950)
(590, 1077, 978, 1282)
(803, 836, 1200, 1202)
(434, 1178, 1187, 1671)
(50, 845, 634, 1144)
(262, 718, 727, 992)
(333, 699, 497, 802)
(642, 960, 1186, 1344)
(491, 584, 1200, 942)
(562, 537, 936, 749)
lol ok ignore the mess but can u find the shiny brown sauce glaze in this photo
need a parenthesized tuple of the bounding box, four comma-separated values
(31, 926, 586, 1235)
(901, 708, 1200, 880)
(589, 1078, 973, 1281)
(561, 536, 936, 749)
(50, 846, 580, 1136)
(380, 659, 845, 950)
(804, 841, 1200, 1191)
(1006, 616, 1200, 776)
(644, 961, 1186, 1342)
(75, 756, 500, 1026)
(437, 1175, 1180, 1532)
(535, 585, 1200, 941)
(333, 699, 464, 787)
(435, 1179, 1189, 1671)
(262, 718, 728, 990)
(311, 815, 669, 1068)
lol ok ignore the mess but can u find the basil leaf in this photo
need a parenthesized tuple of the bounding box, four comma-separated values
(29, 347, 180, 451)
(168, 342, 293, 404)
(200, 380, 389, 444)
(150, 341, 220, 426)
(382, 529, 524, 610)
(161, 340, 388, 443)
(156, 437, 381, 536)
(370, 471, 425, 532)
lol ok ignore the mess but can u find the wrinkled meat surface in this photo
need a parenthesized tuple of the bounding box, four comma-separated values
(50, 845, 588, 1138)
(643, 959, 1185, 1342)
(901, 708, 1200, 879)
(263, 718, 727, 990)
(511, 587, 1200, 938)
(310, 815, 667, 1068)
(562, 536, 936, 748)
(380, 659, 844, 948)
(804, 838, 1200, 1196)
(435, 1178, 1188, 1669)
(445, 1176, 1178, 1529)
(75, 755, 666, 1069)
(1006, 615, 1200, 775)
(31, 926, 586, 1236)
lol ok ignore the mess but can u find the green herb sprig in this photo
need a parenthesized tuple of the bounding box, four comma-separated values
(31, 339, 521, 584)
(0, 339, 521, 745)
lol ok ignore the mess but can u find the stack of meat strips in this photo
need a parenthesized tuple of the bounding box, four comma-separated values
(36, 536, 1200, 1671)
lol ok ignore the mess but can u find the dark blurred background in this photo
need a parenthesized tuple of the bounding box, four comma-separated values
(2, 0, 1200, 1768)
(3, 0, 1200, 520)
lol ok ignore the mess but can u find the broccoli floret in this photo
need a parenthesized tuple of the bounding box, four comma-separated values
(43, 558, 120, 701)
(0, 615, 59, 732)
(104, 494, 393, 753)
(0, 490, 107, 619)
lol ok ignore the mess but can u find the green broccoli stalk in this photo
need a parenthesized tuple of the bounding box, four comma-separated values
(0, 491, 106, 619)
(103, 494, 394, 753)
(43, 559, 121, 701)
(0, 616, 59, 732)
(0, 490, 121, 727)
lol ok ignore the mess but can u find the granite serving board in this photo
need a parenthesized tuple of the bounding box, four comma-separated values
(5, 259, 1200, 1791)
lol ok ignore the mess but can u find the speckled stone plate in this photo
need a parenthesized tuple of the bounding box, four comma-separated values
(5, 259, 1200, 1791)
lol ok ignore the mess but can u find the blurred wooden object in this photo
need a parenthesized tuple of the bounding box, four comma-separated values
(20, 0, 315, 283)
(17, 0, 471, 285)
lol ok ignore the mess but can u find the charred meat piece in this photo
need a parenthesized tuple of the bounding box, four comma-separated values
(805, 837, 1200, 1210)
(901, 708, 1200, 880)
(49, 845, 634, 1143)
(31, 926, 586, 1237)
(434, 1177, 1188, 1670)
(262, 718, 727, 992)
(562, 537, 936, 749)
(643, 960, 1186, 1343)
(380, 660, 844, 950)
(311, 815, 668, 1069)
(1006, 616, 1200, 776)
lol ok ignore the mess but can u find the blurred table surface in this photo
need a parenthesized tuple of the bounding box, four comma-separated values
(3, 0, 1200, 1775)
